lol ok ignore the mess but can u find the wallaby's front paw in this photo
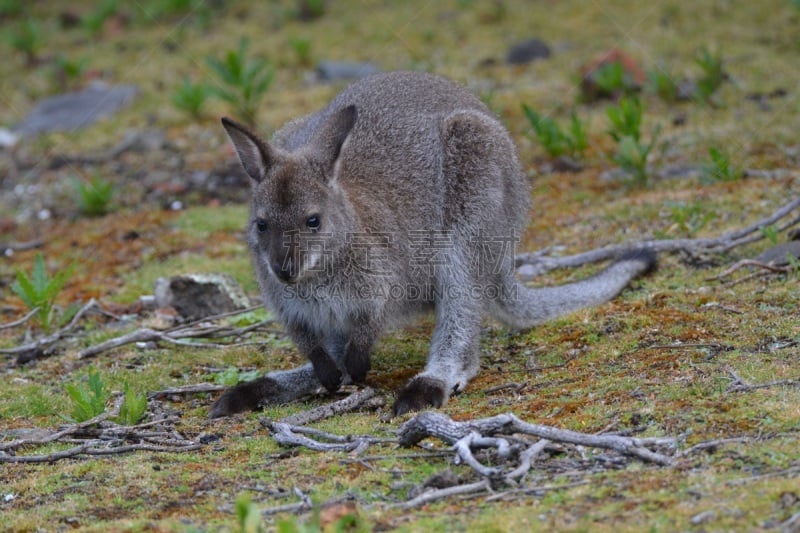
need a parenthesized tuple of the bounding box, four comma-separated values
(392, 376, 447, 417)
(308, 346, 342, 393)
(344, 343, 371, 384)
(208, 376, 283, 418)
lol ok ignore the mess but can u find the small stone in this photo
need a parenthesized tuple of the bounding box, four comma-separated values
(316, 61, 380, 82)
(506, 38, 551, 65)
(690, 510, 715, 525)
(13, 82, 138, 137)
(154, 273, 252, 321)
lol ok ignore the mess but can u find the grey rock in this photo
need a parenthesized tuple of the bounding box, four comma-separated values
(316, 61, 380, 82)
(13, 82, 138, 137)
(154, 273, 251, 321)
(506, 38, 551, 65)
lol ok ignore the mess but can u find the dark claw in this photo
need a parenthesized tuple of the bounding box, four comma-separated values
(209, 376, 282, 418)
(392, 376, 447, 417)
(308, 346, 342, 393)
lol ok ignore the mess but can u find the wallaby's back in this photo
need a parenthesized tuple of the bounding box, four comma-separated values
(272, 71, 528, 237)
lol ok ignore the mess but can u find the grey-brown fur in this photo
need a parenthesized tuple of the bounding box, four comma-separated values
(210, 71, 655, 418)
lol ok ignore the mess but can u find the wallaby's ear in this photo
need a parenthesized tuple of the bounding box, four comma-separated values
(221, 117, 274, 182)
(309, 105, 357, 173)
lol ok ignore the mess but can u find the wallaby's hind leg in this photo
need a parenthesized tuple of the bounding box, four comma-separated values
(392, 284, 482, 416)
(209, 363, 321, 418)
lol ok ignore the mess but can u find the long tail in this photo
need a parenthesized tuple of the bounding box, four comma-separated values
(491, 248, 656, 329)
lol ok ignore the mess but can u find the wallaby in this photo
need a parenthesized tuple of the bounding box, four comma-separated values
(211, 71, 655, 418)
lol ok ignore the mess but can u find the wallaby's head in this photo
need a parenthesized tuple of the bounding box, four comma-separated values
(221, 106, 357, 284)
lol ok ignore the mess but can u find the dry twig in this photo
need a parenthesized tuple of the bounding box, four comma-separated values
(0, 299, 100, 358)
(0, 397, 201, 463)
(398, 411, 677, 467)
(515, 196, 800, 276)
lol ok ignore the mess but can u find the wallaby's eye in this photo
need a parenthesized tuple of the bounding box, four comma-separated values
(255, 218, 268, 233)
(306, 215, 321, 231)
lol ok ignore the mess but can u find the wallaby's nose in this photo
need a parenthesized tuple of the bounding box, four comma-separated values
(272, 261, 295, 283)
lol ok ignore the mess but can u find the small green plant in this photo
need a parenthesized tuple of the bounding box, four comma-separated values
(276, 506, 367, 533)
(665, 200, 716, 237)
(52, 54, 88, 91)
(172, 78, 211, 118)
(611, 135, 655, 187)
(695, 46, 725, 104)
(592, 62, 627, 97)
(0, 0, 24, 17)
(701, 146, 741, 183)
(646, 69, 679, 103)
(235, 494, 265, 533)
(522, 105, 588, 158)
(11, 254, 74, 333)
(81, 0, 120, 36)
(606, 96, 643, 142)
(607, 97, 660, 186)
(215, 366, 260, 386)
(786, 253, 800, 278)
(65, 367, 109, 422)
(207, 38, 274, 125)
(5, 18, 43, 65)
(288, 36, 313, 67)
(72, 175, 114, 216)
(116, 382, 147, 426)
(760, 225, 779, 244)
(296, 0, 325, 21)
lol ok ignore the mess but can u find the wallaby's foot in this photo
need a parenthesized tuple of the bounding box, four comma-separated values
(392, 376, 448, 416)
(308, 346, 342, 393)
(344, 342, 371, 384)
(209, 376, 285, 418)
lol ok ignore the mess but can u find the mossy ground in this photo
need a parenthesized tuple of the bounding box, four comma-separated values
(1, 0, 799, 531)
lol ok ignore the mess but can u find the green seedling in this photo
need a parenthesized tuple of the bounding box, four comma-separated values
(116, 382, 147, 426)
(5, 18, 43, 65)
(288, 36, 312, 66)
(72, 175, 114, 216)
(760, 225, 779, 245)
(611, 135, 655, 187)
(701, 146, 742, 183)
(0, 0, 24, 17)
(646, 69, 679, 103)
(11, 254, 74, 333)
(296, 0, 325, 21)
(592, 62, 629, 97)
(215, 366, 260, 386)
(65, 367, 109, 422)
(606, 97, 660, 186)
(606, 96, 643, 142)
(207, 37, 274, 125)
(522, 104, 588, 158)
(235, 494, 266, 533)
(52, 54, 88, 91)
(695, 46, 725, 104)
(665, 200, 717, 237)
(81, 0, 120, 36)
(172, 77, 211, 118)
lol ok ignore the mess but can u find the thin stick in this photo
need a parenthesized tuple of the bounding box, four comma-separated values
(515, 196, 800, 275)
(395, 479, 491, 509)
(0, 307, 40, 330)
(278, 387, 382, 426)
